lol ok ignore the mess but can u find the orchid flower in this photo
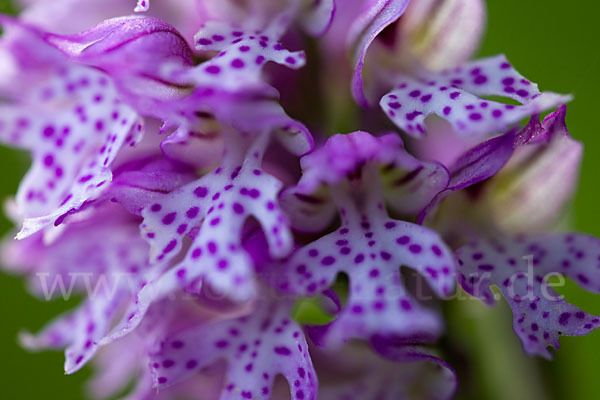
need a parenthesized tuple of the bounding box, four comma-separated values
(3, 205, 160, 374)
(273, 131, 455, 347)
(0, 20, 144, 238)
(340, 0, 569, 141)
(0, 1, 597, 399)
(150, 297, 317, 400)
(411, 105, 599, 359)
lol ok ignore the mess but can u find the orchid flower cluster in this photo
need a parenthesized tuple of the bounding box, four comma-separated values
(0, 0, 597, 399)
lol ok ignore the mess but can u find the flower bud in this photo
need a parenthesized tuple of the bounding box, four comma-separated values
(395, 0, 486, 71)
(483, 127, 582, 234)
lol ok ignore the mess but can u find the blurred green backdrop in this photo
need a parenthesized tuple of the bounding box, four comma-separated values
(0, 0, 599, 399)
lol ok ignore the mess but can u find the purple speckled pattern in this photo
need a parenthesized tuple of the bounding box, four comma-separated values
(456, 234, 600, 358)
(381, 55, 571, 138)
(138, 130, 292, 301)
(0, 1, 596, 399)
(279, 215, 455, 345)
(0, 58, 141, 237)
(151, 299, 317, 400)
(276, 132, 455, 346)
(9, 207, 156, 373)
(186, 21, 306, 91)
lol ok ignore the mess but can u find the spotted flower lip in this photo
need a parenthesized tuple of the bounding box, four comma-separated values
(274, 131, 455, 347)
(380, 55, 571, 138)
(96, 97, 312, 345)
(410, 102, 599, 359)
(5, 204, 159, 374)
(0, 24, 144, 238)
(456, 233, 600, 359)
(150, 297, 318, 400)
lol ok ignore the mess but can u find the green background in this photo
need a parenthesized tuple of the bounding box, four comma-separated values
(0, 0, 599, 399)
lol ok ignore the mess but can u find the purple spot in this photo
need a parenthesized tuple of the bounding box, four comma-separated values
(164, 240, 177, 253)
(194, 186, 208, 198)
(578, 274, 590, 284)
(162, 212, 176, 225)
(205, 65, 221, 74)
(233, 203, 244, 214)
(558, 312, 571, 326)
(400, 299, 412, 311)
(473, 75, 488, 85)
(321, 256, 335, 266)
(231, 58, 245, 68)
(274, 346, 291, 356)
(409, 244, 422, 254)
(191, 247, 202, 259)
(186, 207, 199, 218)
(42, 125, 55, 137)
(396, 237, 411, 247)
(208, 242, 217, 254)
(351, 304, 363, 314)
